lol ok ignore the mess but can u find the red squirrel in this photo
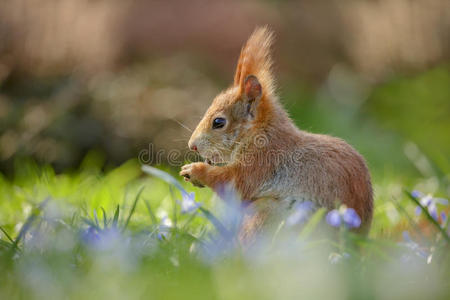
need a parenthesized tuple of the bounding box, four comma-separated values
(180, 27, 373, 242)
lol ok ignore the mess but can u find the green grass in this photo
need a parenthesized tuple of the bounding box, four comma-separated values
(1, 67, 449, 299)
(0, 157, 449, 300)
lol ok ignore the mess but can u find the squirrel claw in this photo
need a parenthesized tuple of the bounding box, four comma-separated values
(180, 163, 206, 188)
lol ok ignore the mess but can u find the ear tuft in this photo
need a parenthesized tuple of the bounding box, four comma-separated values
(244, 75, 262, 101)
(234, 26, 275, 98)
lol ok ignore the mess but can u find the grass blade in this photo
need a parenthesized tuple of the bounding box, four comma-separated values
(101, 207, 108, 228)
(81, 217, 99, 229)
(0, 239, 13, 249)
(93, 209, 100, 228)
(70, 211, 78, 227)
(390, 197, 429, 244)
(112, 205, 120, 228)
(141, 165, 187, 195)
(12, 214, 36, 250)
(144, 200, 158, 225)
(299, 208, 326, 240)
(199, 207, 230, 238)
(12, 198, 49, 250)
(270, 220, 285, 247)
(169, 186, 178, 228)
(0, 226, 15, 244)
(122, 186, 145, 232)
(182, 211, 199, 231)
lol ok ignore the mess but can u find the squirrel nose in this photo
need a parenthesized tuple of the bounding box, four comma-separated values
(188, 137, 198, 151)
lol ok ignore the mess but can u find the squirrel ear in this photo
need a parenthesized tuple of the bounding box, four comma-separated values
(240, 75, 262, 119)
(244, 75, 262, 101)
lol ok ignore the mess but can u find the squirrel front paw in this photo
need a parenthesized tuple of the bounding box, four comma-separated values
(180, 162, 208, 188)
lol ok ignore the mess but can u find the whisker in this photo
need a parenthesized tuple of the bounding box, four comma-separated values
(171, 118, 193, 132)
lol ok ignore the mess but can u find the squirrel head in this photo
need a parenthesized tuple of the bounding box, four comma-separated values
(188, 26, 276, 164)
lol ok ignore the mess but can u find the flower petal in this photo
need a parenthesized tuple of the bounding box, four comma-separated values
(180, 192, 201, 213)
(326, 210, 341, 227)
(342, 208, 361, 228)
(441, 211, 447, 224)
(420, 195, 432, 207)
(411, 190, 422, 198)
(428, 203, 438, 221)
(415, 206, 422, 216)
(286, 201, 314, 226)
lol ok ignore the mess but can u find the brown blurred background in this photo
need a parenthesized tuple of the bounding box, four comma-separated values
(0, 0, 449, 175)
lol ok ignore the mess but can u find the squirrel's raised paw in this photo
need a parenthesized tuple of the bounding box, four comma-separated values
(180, 162, 208, 188)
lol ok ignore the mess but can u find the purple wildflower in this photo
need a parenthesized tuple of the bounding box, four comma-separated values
(411, 190, 422, 198)
(428, 202, 438, 221)
(157, 232, 167, 241)
(179, 192, 201, 213)
(81, 227, 122, 251)
(81, 226, 100, 245)
(415, 206, 422, 216)
(156, 214, 172, 241)
(159, 215, 172, 228)
(441, 212, 447, 224)
(286, 201, 315, 226)
(326, 206, 361, 228)
(342, 208, 362, 228)
(328, 252, 351, 264)
(401, 231, 429, 261)
(325, 210, 341, 227)
(414, 192, 448, 223)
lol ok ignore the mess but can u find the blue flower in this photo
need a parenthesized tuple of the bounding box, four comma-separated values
(286, 201, 315, 226)
(325, 210, 341, 227)
(81, 227, 122, 251)
(156, 214, 172, 241)
(159, 215, 172, 227)
(401, 231, 429, 261)
(157, 232, 167, 241)
(411, 190, 422, 198)
(414, 206, 422, 216)
(328, 252, 351, 264)
(326, 206, 361, 228)
(81, 226, 100, 245)
(414, 192, 448, 223)
(428, 203, 438, 221)
(179, 192, 201, 213)
(342, 208, 362, 228)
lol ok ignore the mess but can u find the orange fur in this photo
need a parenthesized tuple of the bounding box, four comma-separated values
(234, 26, 275, 98)
(180, 27, 373, 243)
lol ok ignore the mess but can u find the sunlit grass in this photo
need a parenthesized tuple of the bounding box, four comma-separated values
(0, 158, 448, 300)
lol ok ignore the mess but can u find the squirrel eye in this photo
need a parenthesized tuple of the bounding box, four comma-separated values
(212, 117, 226, 129)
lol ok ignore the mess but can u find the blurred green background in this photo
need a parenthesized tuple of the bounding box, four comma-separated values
(0, 0, 449, 192)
